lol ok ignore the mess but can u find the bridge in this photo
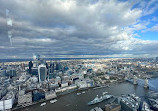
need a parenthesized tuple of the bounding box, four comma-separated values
(126, 78, 158, 91)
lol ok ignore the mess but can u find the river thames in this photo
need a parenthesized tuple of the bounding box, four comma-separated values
(19, 78, 158, 111)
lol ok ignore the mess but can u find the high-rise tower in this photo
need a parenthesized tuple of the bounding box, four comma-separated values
(38, 64, 47, 82)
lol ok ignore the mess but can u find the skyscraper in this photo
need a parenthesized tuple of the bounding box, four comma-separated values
(48, 62, 57, 79)
(33, 54, 40, 67)
(50, 63, 54, 73)
(38, 64, 47, 82)
(55, 63, 62, 71)
(28, 61, 33, 74)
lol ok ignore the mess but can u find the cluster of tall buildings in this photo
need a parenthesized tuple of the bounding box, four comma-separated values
(28, 54, 63, 82)
(29, 54, 47, 82)
(0, 57, 157, 110)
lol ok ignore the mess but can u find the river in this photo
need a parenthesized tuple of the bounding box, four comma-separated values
(18, 78, 158, 111)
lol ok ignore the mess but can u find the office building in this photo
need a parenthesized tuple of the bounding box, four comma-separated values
(38, 64, 47, 82)
(6, 69, 16, 77)
(31, 67, 38, 76)
(50, 63, 55, 73)
(18, 92, 32, 106)
(28, 61, 33, 74)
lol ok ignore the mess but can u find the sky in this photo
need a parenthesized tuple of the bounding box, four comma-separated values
(0, 0, 158, 59)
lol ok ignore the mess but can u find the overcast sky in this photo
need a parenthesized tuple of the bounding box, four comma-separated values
(0, 0, 158, 59)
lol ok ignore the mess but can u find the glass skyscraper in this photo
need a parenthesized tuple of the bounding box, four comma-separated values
(38, 64, 47, 82)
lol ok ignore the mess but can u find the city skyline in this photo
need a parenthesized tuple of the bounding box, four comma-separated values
(0, 0, 158, 58)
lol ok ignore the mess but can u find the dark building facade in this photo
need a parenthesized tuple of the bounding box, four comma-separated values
(28, 61, 33, 74)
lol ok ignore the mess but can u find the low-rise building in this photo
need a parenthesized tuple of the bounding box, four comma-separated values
(45, 90, 57, 100)
(105, 104, 121, 111)
(61, 82, 68, 88)
(18, 92, 32, 106)
(0, 91, 15, 110)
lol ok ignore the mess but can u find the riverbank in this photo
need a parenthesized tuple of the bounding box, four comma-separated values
(17, 80, 157, 111)
(15, 77, 158, 111)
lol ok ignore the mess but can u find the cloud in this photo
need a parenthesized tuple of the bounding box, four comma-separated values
(141, 0, 158, 16)
(151, 16, 158, 21)
(0, 0, 158, 58)
(142, 24, 158, 32)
